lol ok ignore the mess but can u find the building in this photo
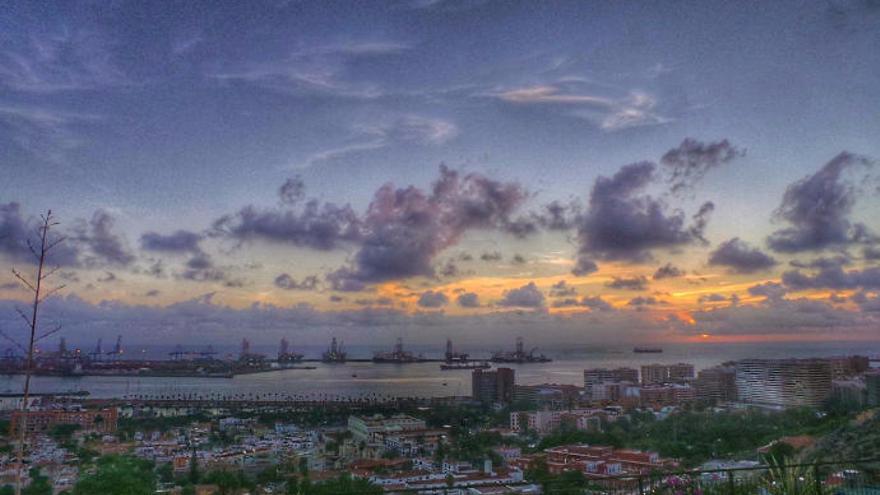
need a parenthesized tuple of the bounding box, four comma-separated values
(510, 409, 604, 435)
(637, 383, 696, 407)
(735, 358, 832, 408)
(831, 379, 867, 408)
(865, 371, 880, 407)
(472, 368, 515, 404)
(348, 414, 427, 442)
(584, 368, 639, 400)
(695, 366, 737, 403)
(543, 444, 668, 477)
(641, 363, 695, 385)
(826, 356, 870, 379)
(513, 383, 581, 408)
(590, 381, 636, 403)
(10, 407, 118, 435)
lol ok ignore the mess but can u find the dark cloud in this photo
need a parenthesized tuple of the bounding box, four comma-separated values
(96, 271, 118, 283)
(279, 176, 306, 205)
(499, 282, 545, 308)
(851, 291, 880, 312)
(140, 230, 203, 254)
(571, 257, 598, 276)
(480, 251, 503, 262)
(212, 200, 361, 251)
(661, 138, 744, 193)
(145, 289, 160, 297)
(274, 273, 319, 291)
(550, 280, 577, 297)
(327, 165, 528, 288)
(511, 253, 526, 264)
(698, 293, 728, 303)
(605, 275, 648, 291)
(574, 161, 708, 266)
(71, 210, 136, 267)
(536, 200, 578, 231)
(329, 295, 344, 303)
(767, 152, 874, 253)
(457, 252, 474, 262)
(864, 246, 880, 260)
(689, 201, 715, 244)
(627, 296, 665, 307)
(653, 263, 684, 280)
(747, 281, 788, 301)
(708, 237, 777, 273)
(418, 290, 449, 308)
(581, 296, 614, 311)
(457, 292, 480, 308)
(439, 259, 458, 277)
(782, 265, 880, 291)
(789, 256, 851, 270)
(0, 203, 79, 267)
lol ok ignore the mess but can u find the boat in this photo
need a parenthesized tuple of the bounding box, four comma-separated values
(440, 361, 491, 370)
(633, 346, 663, 353)
(372, 338, 427, 363)
(322, 337, 348, 363)
(490, 337, 552, 363)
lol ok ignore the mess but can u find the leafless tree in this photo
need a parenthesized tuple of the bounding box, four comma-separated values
(2, 210, 66, 495)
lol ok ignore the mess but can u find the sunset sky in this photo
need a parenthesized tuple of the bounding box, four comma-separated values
(2, 1, 880, 348)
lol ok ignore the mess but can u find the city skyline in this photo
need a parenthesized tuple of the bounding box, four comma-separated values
(2, 1, 880, 347)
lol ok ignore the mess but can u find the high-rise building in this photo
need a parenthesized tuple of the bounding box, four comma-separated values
(695, 366, 737, 403)
(826, 356, 870, 379)
(583, 368, 639, 396)
(472, 367, 515, 404)
(640, 363, 695, 385)
(735, 358, 832, 408)
(866, 371, 880, 407)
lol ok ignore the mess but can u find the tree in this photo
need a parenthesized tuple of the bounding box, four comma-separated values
(21, 469, 51, 495)
(6, 211, 67, 495)
(73, 456, 156, 495)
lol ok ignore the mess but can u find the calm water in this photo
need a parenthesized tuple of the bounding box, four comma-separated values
(2, 341, 879, 399)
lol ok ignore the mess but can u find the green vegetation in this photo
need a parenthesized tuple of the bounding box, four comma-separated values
(289, 474, 383, 495)
(72, 455, 156, 495)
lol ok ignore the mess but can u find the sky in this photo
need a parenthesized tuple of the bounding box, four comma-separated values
(1, 0, 880, 350)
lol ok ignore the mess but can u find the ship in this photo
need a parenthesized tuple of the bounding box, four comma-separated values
(440, 361, 491, 370)
(490, 337, 551, 363)
(633, 346, 663, 353)
(373, 338, 426, 363)
(321, 337, 347, 363)
(444, 338, 469, 363)
(277, 338, 304, 364)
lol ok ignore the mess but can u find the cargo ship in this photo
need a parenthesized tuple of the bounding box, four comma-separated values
(440, 361, 491, 370)
(633, 346, 663, 353)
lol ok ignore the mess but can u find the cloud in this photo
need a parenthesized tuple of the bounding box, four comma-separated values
(418, 290, 449, 308)
(574, 161, 707, 266)
(605, 275, 648, 291)
(511, 254, 527, 264)
(767, 152, 875, 253)
(708, 237, 778, 273)
(627, 296, 665, 307)
(145, 289, 160, 297)
(212, 200, 361, 251)
(480, 251, 503, 262)
(279, 176, 306, 205)
(782, 265, 880, 291)
(326, 165, 528, 288)
(552, 295, 615, 311)
(457, 292, 480, 308)
(572, 258, 598, 276)
(499, 282, 545, 308)
(747, 281, 788, 301)
(70, 210, 135, 267)
(140, 230, 203, 254)
(497, 84, 670, 131)
(550, 280, 577, 297)
(274, 273, 319, 291)
(698, 293, 728, 303)
(863, 246, 880, 260)
(653, 263, 684, 280)
(660, 138, 744, 193)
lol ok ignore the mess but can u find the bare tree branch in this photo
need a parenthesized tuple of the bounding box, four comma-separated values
(13, 307, 31, 328)
(36, 323, 63, 342)
(38, 284, 66, 303)
(0, 329, 26, 354)
(11, 269, 36, 294)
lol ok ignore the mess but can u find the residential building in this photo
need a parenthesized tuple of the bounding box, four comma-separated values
(10, 407, 118, 434)
(513, 383, 581, 408)
(864, 371, 880, 407)
(472, 368, 515, 404)
(640, 363, 695, 385)
(583, 368, 639, 399)
(825, 356, 870, 379)
(831, 379, 867, 407)
(510, 409, 604, 435)
(735, 358, 832, 408)
(347, 414, 427, 442)
(543, 444, 669, 477)
(695, 366, 737, 403)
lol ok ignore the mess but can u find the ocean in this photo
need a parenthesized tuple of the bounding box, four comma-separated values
(2, 341, 878, 400)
